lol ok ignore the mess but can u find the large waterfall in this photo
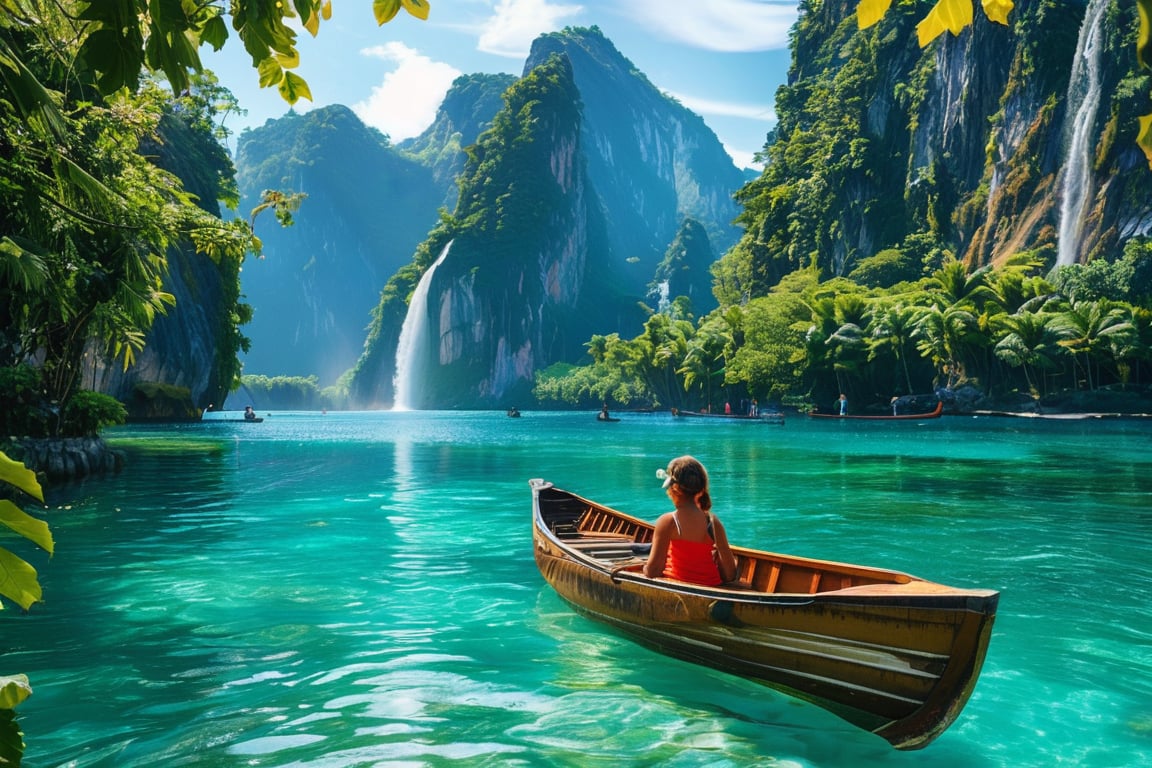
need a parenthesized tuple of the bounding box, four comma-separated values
(392, 241, 452, 410)
(1056, 0, 1108, 267)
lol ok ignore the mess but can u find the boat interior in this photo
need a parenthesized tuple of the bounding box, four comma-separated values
(537, 486, 913, 595)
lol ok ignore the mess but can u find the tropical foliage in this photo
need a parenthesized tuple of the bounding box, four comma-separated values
(0, 452, 52, 764)
(537, 244, 1152, 412)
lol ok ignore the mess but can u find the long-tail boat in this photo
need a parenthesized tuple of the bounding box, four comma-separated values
(530, 479, 997, 750)
(807, 400, 943, 420)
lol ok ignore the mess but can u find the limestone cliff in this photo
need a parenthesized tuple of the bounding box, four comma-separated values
(349, 53, 624, 408)
(525, 27, 744, 296)
(722, 0, 1151, 297)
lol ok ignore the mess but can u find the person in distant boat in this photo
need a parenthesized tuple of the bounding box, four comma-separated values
(644, 456, 737, 586)
(837, 393, 848, 416)
(507, 406, 521, 418)
(244, 405, 257, 421)
(598, 403, 611, 421)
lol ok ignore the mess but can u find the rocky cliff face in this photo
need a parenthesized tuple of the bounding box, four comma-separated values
(728, 0, 1151, 292)
(234, 106, 445, 383)
(525, 27, 745, 296)
(93, 112, 240, 413)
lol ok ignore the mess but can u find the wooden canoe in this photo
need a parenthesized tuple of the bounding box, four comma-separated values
(807, 400, 943, 420)
(530, 479, 997, 750)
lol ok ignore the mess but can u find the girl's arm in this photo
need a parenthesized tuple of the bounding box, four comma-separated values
(710, 516, 738, 583)
(643, 514, 673, 578)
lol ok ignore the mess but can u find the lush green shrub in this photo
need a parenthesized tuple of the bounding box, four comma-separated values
(62, 391, 127, 437)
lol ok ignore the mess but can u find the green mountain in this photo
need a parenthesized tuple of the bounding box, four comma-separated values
(347, 27, 747, 407)
(234, 106, 444, 383)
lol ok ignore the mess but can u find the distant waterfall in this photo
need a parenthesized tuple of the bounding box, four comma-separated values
(1056, 0, 1108, 267)
(393, 241, 452, 411)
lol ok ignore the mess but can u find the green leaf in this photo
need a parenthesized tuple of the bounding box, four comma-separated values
(201, 14, 229, 50)
(0, 676, 31, 710)
(77, 25, 144, 93)
(278, 70, 312, 104)
(0, 549, 41, 611)
(0, 501, 53, 555)
(0, 705, 25, 766)
(373, 0, 401, 24)
(0, 454, 42, 504)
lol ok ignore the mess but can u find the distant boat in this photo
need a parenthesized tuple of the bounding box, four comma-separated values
(530, 479, 998, 750)
(808, 401, 943, 421)
(672, 408, 785, 424)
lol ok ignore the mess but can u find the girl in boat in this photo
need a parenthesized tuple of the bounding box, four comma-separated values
(644, 456, 738, 586)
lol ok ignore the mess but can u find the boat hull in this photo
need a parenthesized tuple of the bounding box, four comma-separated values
(531, 480, 997, 749)
(808, 401, 943, 420)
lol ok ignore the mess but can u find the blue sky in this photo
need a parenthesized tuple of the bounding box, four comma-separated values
(202, 0, 798, 170)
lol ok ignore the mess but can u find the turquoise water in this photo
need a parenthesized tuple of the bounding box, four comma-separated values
(5, 411, 1152, 767)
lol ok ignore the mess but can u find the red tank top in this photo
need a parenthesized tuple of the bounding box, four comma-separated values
(664, 539, 722, 586)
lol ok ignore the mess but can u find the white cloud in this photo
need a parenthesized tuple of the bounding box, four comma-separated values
(724, 144, 763, 171)
(477, 0, 584, 58)
(667, 91, 776, 123)
(352, 42, 463, 141)
(625, 0, 797, 51)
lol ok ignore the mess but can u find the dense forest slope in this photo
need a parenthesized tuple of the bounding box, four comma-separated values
(715, 0, 1151, 302)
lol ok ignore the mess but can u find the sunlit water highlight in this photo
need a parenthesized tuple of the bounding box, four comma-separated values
(6, 411, 1152, 766)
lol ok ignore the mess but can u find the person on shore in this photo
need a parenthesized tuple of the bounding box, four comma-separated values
(837, 393, 848, 416)
(644, 456, 737, 586)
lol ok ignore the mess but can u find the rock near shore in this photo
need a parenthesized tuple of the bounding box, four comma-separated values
(11, 437, 124, 484)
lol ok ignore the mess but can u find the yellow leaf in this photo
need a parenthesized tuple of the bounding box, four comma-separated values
(302, 9, 319, 36)
(1138, 0, 1151, 69)
(0, 549, 41, 610)
(0, 501, 53, 555)
(279, 71, 313, 104)
(981, 0, 1014, 25)
(275, 47, 301, 69)
(322, 0, 332, 20)
(857, 0, 892, 29)
(1138, 114, 1152, 170)
(0, 675, 31, 710)
(916, 0, 974, 46)
(373, 0, 401, 24)
(0, 452, 42, 504)
(401, 0, 431, 21)
(257, 56, 284, 88)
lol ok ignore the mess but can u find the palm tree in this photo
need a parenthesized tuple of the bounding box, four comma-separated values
(868, 302, 922, 394)
(913, 304, 980, 388)
(991, 312, 1061, 396)
(1049, 299, 1135, 390)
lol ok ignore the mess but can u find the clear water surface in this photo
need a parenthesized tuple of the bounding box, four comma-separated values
(5, 410, 1152, 767)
